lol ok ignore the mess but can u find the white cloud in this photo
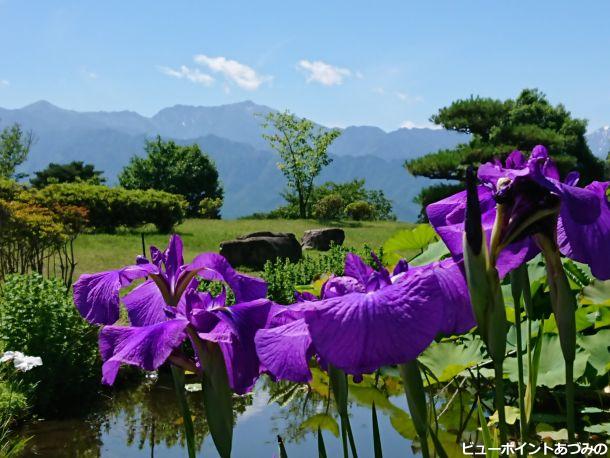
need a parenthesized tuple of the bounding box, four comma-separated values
(80, 68, 98, 79)
(297, 60, 351, 86)
(395, 91, 424, 103)
(194, 54, 270, 90)
(400, 120, 440, 130)
(0, 79, 9, 87)
(159, 65, 214, 86)
(372, 87, 385, 95)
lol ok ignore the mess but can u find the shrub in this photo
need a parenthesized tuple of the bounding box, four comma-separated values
(36, 183, 187, 233)
(0, 187, 87, 285)
(345, 200, 375, 221)
(263, 244, 383, 304)
(313, 194, 344, 220)
(0, 274, 100, 416)
(0, 381, 28, 422)
(199, 197, 223, 219)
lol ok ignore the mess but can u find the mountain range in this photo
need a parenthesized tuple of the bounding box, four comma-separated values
(1, 100, 608, 221)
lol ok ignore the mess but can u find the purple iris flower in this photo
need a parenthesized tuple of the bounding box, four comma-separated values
(428, 145, 610, 280)
(255, 253, 475, 383)
(73, 235, 271, 391)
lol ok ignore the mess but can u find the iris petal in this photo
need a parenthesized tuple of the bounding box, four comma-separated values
(123, 280, 168, 326)
(558, 181, 610, 280)
(73, 264, 158, 325)
(99, 318, 189, 385)
(188, 253, 267, 302)
(198, 299, 279, 394)
(343, 253, 374, 284)
(302, 272, 443, 375)
(255, 318, 313, 383)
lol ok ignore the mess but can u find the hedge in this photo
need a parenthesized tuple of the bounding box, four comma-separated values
(37, 183, 187, 233)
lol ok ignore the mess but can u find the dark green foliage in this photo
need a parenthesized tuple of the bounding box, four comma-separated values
(119, 136, 223, 216)
(312, 194, 344, 220)
(0, 123, 33, 180)
(413, 183, 465, 222)
(345, 200, 374, 221)
(37, 182, 187, 232)
(198, 197, 223, 219)
(0, 274, 100, 416)
(30, 161, 105, 188)
(406, 89, 606, 214)
(262, 244, 383, 304)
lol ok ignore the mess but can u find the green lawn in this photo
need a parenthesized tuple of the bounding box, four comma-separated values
(73, 218, 412, 277)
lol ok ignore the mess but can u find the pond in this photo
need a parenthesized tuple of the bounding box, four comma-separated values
(19, 369, 479, 457)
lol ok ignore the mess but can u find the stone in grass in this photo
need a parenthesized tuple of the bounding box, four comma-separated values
(220, 232, 302, 269)
(301, 228, 345, 251)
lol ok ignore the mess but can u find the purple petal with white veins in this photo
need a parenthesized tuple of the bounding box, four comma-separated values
(198, 299, 278, 394)
(558, 181, 610, 280)
(255, 318, 313, 383)
(188, 253, 267, 302)
(73, 264, 158, 325)
(123, 280, 169, 327)
(302, 272, 444, 375)
(99, 318, 188, 385)
(321, 276, 365, 298)
(343, 253, 373, 284)
(164, 234, 184, 283)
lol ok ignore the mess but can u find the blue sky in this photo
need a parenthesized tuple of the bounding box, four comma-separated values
(1, 0, 609, 131)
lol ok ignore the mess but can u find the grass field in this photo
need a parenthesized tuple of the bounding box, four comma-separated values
(73, 218, 412, 277)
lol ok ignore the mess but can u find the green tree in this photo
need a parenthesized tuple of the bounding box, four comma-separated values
(262, 111, 341, 218)
(30, 160, 105, 188)
(0, 123, 34, 179)
(119, 136, 223, 217)
(406, 89, 605, 215)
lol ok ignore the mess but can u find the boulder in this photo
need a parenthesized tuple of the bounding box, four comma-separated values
(219, 232, 302, 269)
(301, 228, 345, 251)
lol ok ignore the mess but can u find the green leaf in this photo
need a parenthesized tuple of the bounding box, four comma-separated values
(372, 402, 383, 458)
(542, 306, 594, 333)
(489, 406, 520, 426)
(505, 334, 588, 388)
(419, 338, 485, 383)
(201, 342, 233, 458)
(170, 366, 197, 458)
(300, 413, 340, 437)
(584, 423, 610, 435)
(278, 435, 288, 458)
(400, 361, 430, 457)
(580, 279, 610, 306)
(383, 224, 437, 257)
(329, 365, 358, 458)
(577, 329, 610, 376)
(317, 427, 328, 458)
(477, 401, 498, 458)
(409, 240, 450, 266)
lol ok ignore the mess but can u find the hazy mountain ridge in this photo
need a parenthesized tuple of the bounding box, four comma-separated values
(0, 100, 606, 221)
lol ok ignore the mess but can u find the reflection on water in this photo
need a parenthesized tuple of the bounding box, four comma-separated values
(21, 369, 478, 457)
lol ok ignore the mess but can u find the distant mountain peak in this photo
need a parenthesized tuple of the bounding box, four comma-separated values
(22, 100, 62, 111)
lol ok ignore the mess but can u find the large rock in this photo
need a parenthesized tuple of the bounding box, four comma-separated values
(301, 228, 345, 251)
(219, 232, 302, 269)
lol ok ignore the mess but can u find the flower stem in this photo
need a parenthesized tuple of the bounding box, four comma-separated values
(535, 233, 577, 442)
(494, 361, 507, 445)
(510, 266, 528, 446)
